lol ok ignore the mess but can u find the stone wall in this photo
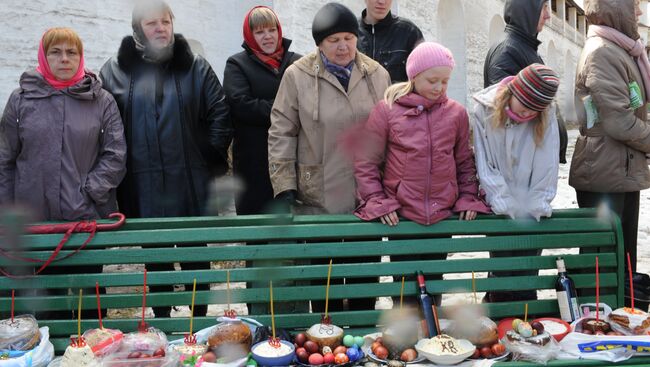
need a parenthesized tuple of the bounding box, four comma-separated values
(0, 0, 583, 119)
(0, 0, 268, 110)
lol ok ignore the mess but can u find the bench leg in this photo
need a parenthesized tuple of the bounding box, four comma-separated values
(391, 253, 444, 310)
(247, 258, 310, 315)
(311, 257, 379, 312)
(576, 190, 640, 272)
(147, 261, 211, 317)
(484, 249, 540, 303)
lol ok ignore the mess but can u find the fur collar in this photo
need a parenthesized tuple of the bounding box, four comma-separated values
(117, 33, 195, 71)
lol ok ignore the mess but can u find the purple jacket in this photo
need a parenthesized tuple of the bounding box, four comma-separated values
(354, 93, 490, 225)
(0, 71, 126, 221)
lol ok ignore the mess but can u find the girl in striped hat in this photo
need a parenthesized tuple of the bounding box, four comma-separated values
(472, 63, 560, 221)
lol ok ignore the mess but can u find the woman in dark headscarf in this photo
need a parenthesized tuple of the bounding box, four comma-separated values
(224, 6, 301, 215)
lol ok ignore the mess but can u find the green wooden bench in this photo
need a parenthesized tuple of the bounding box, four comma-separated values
(1, 208, 648, 366)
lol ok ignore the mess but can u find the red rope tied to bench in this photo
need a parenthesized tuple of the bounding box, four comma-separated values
(0, 213, 125, 279)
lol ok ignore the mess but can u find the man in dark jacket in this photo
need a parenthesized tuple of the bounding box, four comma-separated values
(484, 0, 549, 87)
(482, 0, 566, 304)
(100, 0, 233, 317)
(357, 0, 424, 82)
(483, 0, 568, 164)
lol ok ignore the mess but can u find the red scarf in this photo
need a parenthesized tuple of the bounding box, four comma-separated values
(36, 35, 86, 90)
(243, 6, 285, 70)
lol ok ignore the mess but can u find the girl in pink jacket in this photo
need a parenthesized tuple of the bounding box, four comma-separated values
(354, 42, 491, 226)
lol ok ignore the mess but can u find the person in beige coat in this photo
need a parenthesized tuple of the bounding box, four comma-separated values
(570, 0, 650, 272)
(269, 2, 390, 217)
(268, 2, 390, 312)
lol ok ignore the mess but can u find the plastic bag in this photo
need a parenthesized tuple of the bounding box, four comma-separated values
(0, 327, 54, 367)
(199, 358, 248, 367)
(608, 307, 650, 336)
(168, 317, 262, 347)
(101, 350, 180, 367)
(577, 303, 613, 320)
(119, 326, 167, 355)
(558, 331, 650, 362)
(45, 357, 61, 367)
(0, 316, 40, 351)
(49, 345, 99, 367)
(501, 331, 560, 365)
(167, 317, 261, 366)
(82, 328, 123, 357)
(169, 343, 208, 364)
(207, 317, 253, 363)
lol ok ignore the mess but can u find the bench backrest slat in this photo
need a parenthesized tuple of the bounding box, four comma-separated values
(0, 232, 615, 267)
(0, 209, 625, 355)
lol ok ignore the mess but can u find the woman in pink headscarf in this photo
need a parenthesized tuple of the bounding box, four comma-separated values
(0, 27, 126, 221)
(0, 28, 126, 319)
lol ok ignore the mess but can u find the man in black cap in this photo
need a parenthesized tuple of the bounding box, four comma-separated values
(357, 0, 424, 82)
(269, 2, 391, 312)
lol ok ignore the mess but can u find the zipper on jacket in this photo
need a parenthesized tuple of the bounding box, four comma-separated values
(99, 128, 105, 145)
(313, 64, 320, 122)
(425, 111, 432, 225)
(16, 94, 23, 125)
(625, 151, 630, 176)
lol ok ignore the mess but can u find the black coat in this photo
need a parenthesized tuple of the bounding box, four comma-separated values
(357, 10, 424, 83)
(483, 0, 568, 163)
(99, 34, 233, 218)
(223, 38, 300, 215)
(483, 0, 545, 88)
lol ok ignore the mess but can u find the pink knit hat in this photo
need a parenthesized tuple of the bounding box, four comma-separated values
(405, 42, 455, 80)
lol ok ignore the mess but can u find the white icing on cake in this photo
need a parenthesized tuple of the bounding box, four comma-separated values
(174, 343, 208, 358)
(539, 320, 568, 335)
(419, 334, 468, 356)
(253, 341, 293, 357)
(61, 345, 100, 367)
(306, 323, 343, 338)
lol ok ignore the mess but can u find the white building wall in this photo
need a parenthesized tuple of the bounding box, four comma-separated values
(437, 0, 467, 105)
(0, 0, 583, 121)
(488, 15, 507, 47)
(538, 21, 583, 122)
(0, 0, 267, 110)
